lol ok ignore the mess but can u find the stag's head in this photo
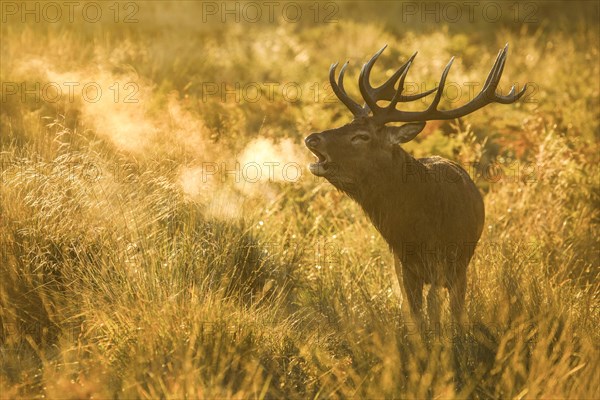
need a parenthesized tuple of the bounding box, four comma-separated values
(305, 44, 526, 188)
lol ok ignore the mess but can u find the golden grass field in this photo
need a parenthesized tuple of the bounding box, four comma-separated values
(1, 1, 599, 398)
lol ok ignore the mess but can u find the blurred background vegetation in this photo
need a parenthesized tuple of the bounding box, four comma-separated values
(1, 1, 599, 398)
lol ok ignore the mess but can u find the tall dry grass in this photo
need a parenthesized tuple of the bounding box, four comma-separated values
(1, 1, 598, 398)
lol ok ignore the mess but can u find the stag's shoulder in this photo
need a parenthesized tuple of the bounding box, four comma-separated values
(418, 155, 464, 170)
(417, 156, 473, 183)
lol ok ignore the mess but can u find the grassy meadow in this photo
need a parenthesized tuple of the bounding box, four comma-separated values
(1, 1, 599, 398)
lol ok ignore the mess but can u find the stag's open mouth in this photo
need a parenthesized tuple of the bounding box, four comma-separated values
(308, 149, 330, 176)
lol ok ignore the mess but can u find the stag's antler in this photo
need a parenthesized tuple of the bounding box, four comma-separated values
(329, 44, 527, 124)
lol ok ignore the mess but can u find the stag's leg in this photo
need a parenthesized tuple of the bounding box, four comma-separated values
(449, 274, 467, 325)
(447, 273, 467, 392)
(395, 257, 424, 328)
(427, 285, 441, 325)
(402, 268, 424, 320)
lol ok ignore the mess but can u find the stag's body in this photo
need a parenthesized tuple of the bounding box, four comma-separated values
(305, 45, 524, 321)
(360, 145, 483, 320)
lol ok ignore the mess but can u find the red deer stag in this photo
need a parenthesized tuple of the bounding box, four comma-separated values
(305, 44, 526, 322)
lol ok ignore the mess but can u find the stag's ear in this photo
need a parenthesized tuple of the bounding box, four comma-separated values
(385, 122, 426, 144)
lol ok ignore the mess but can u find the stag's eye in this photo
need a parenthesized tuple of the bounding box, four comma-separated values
(351, 133, 371, 143)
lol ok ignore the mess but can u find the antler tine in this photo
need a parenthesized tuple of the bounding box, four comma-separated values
(481, 45, 506, 93)
(358, 46, 387, 112)
(487, 45, 509, 93)
(401, 86, 439, 102)
(337, 62, 352, 94)
(329, 62, 366, 117)
(493, 82, 528, 103)
(425, 57, 455, 113)
(388, 59, 414, 109)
